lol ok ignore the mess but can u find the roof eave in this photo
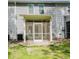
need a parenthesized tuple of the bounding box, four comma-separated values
(8, 1, 70, 3)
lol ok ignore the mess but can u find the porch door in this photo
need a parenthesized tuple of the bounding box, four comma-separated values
(33, 23, 43, 42)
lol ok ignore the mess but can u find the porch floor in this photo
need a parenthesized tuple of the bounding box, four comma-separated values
(19, 40, 51, 46)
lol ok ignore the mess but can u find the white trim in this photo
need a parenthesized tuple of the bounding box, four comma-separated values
(15, 2, 17, 40)
(33, 22, 34, 41)
(42, 23, 43, 41)
(50, 20, 53, 42)
(23, 20, 26, 43)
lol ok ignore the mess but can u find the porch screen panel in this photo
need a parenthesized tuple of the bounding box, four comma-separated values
(34, 23, 42, 40)
(26, 22, 33, 40)
(43, 22, 50, 40)
(35, 24, 41, 33)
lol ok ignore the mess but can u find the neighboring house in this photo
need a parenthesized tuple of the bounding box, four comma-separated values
(8, 0, 70, 42)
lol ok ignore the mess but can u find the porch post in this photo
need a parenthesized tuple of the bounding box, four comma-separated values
(50, 19, 53, 42)
(33, 22, 34, 41)
(23, 18, 26, 43)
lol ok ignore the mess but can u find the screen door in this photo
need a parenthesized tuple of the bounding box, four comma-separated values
(33, 23, 43, 41)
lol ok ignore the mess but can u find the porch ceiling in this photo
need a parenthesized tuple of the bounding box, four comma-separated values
(22, 15, 51, 22)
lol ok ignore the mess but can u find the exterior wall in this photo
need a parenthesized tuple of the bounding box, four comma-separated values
(16, 6, 29, 15)
(8, 6, 17, 40)
(8, 3, 70, 40)
(16, 15, 25, 34)
(34, 6, 39, 14)
(45, 6, 69, 39)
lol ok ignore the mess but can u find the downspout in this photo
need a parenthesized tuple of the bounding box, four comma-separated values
(14, 1, 17, 41)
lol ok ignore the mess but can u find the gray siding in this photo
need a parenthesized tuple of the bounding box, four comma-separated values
(8, 7, 17, 39)
(8, 3, 70, 39)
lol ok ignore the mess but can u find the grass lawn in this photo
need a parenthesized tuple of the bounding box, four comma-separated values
(8, 40, 70, 59)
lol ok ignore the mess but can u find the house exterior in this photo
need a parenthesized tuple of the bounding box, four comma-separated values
(8, 0, 70, 42)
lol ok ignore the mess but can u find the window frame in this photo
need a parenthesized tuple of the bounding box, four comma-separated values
(28, 4, 34, 14)
(39, 4, 44, 14)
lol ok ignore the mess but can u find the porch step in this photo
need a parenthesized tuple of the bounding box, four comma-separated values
(26, 40, 50, 46)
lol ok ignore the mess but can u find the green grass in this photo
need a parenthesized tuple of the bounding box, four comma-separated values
(8, 40, 70, 59)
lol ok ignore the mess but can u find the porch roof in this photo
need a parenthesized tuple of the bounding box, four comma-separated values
(22, 15, 51, 22)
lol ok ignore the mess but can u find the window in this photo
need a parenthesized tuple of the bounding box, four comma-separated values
(68, 6, 70, 13)
(39, 4, 44, 14)
(28, 4, 34, 14)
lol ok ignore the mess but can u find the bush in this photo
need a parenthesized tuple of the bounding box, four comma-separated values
(49, 39, 70, 54)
